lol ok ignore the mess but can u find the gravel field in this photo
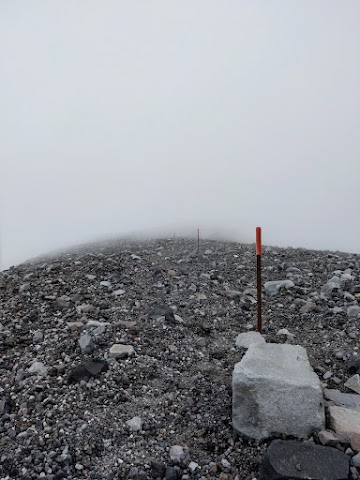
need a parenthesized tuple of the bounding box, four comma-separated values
(0, 237, 359, 480)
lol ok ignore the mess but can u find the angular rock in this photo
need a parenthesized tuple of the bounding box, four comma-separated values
(53, 296, 71, 309)
(300, 302, 317, 314)
(28, 361, 48, 376)
(329, 406, 360, 451)
(264, 280, 295, 296)
(232, 343, 324, 440)
(347, 359, 360, 375)
(76, 303, 94, 314)
(276, 328, 295, 339)
(345, 375, 360, 394)
(32, 330, 44, 344)
(150, 305, 175, 322)
(68, 359, 109, 383)
(318, 430, 340, 447)
(321, 276, 341, 295)
(259, 439, 349, 480)
(169, 445, 185, 463)
(126, 416, 142, 432)
(235, 331, 265, 349)
(78, 333, 94, 355)
(324, 389, 360, 411)
(347, 306, 360, 318)
(109, 344, 135, 359)
(164, 466, 178, 480)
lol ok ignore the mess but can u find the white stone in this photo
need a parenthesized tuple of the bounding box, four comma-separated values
(235, 331, 265, 349)
(232, 343, 324, 440)
(109, 344, 135, 359)
(344, 375, 360, 394)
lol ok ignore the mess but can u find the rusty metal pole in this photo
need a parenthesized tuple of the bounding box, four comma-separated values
(256, 227, 262, 333)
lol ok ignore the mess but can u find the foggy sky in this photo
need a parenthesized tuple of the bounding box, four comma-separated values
(1, 1, 360, 270)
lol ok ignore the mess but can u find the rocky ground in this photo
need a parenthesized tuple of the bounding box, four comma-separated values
(0, 237, 359, 480)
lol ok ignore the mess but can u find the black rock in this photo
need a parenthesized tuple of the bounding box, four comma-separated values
(346, 358, 360, 375)
(150, 461, 165, 479)
(164, 466, 178, 480)
(68, 359, 109, 383)
(149, 305, 175, 322)
(259, 440, 349, 480)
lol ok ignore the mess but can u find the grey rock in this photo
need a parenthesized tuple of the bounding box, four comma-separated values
(348, 306, 360, 318)
(259, 439, 349, 480)
(169, 445, 185, 463)
(78, 333, 94, 354)
(232, 343, 324, 440)
(329, 406, 360, 451)
(264, 280, 295, 296)
(323, 389, 360, 411)
(53, 296, 71, 309)
(352, 452, 360, 468)
(321, 276, 341, 295)
(92, 324, 106, 336)
(235, 331, 265, 349)
(300, 302, 317, 314)
(76, 303, 94, 314)
(100, 281, 112, 287)
(19, 283, 31, 293)
(112, 289, 125, 296)
(126, 416, 142, 432)
(68, 359, 109, 383)
(188, 461, 199, 472)
(28, 361, 48, 376)
(318, 430, 339, 447)
(276, 328, 295, 339)
(164, 466, 178, 480)
(345, 375, 360, 394)
(32, 330, 44, 344)
(109, 344, 135, 359)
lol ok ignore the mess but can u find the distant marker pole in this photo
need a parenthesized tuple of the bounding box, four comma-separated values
(197, 228, 200, 255)
(256, 227, 262, 333)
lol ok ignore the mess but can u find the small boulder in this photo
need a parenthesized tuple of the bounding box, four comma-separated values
(259, 439, 349, 480)
(329, 406, 360, 451)
(68, 359, 109, 383)
(233, 343, 324, 440)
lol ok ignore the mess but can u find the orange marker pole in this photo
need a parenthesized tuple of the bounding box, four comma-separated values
(256, 227, 262, 333)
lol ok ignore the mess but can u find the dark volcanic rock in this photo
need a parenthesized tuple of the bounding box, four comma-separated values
(68, 359, 109, 383)
(259, 439, 349, 480)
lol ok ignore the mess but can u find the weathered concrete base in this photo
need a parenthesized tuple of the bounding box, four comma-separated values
(232, 343, 325, 440)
